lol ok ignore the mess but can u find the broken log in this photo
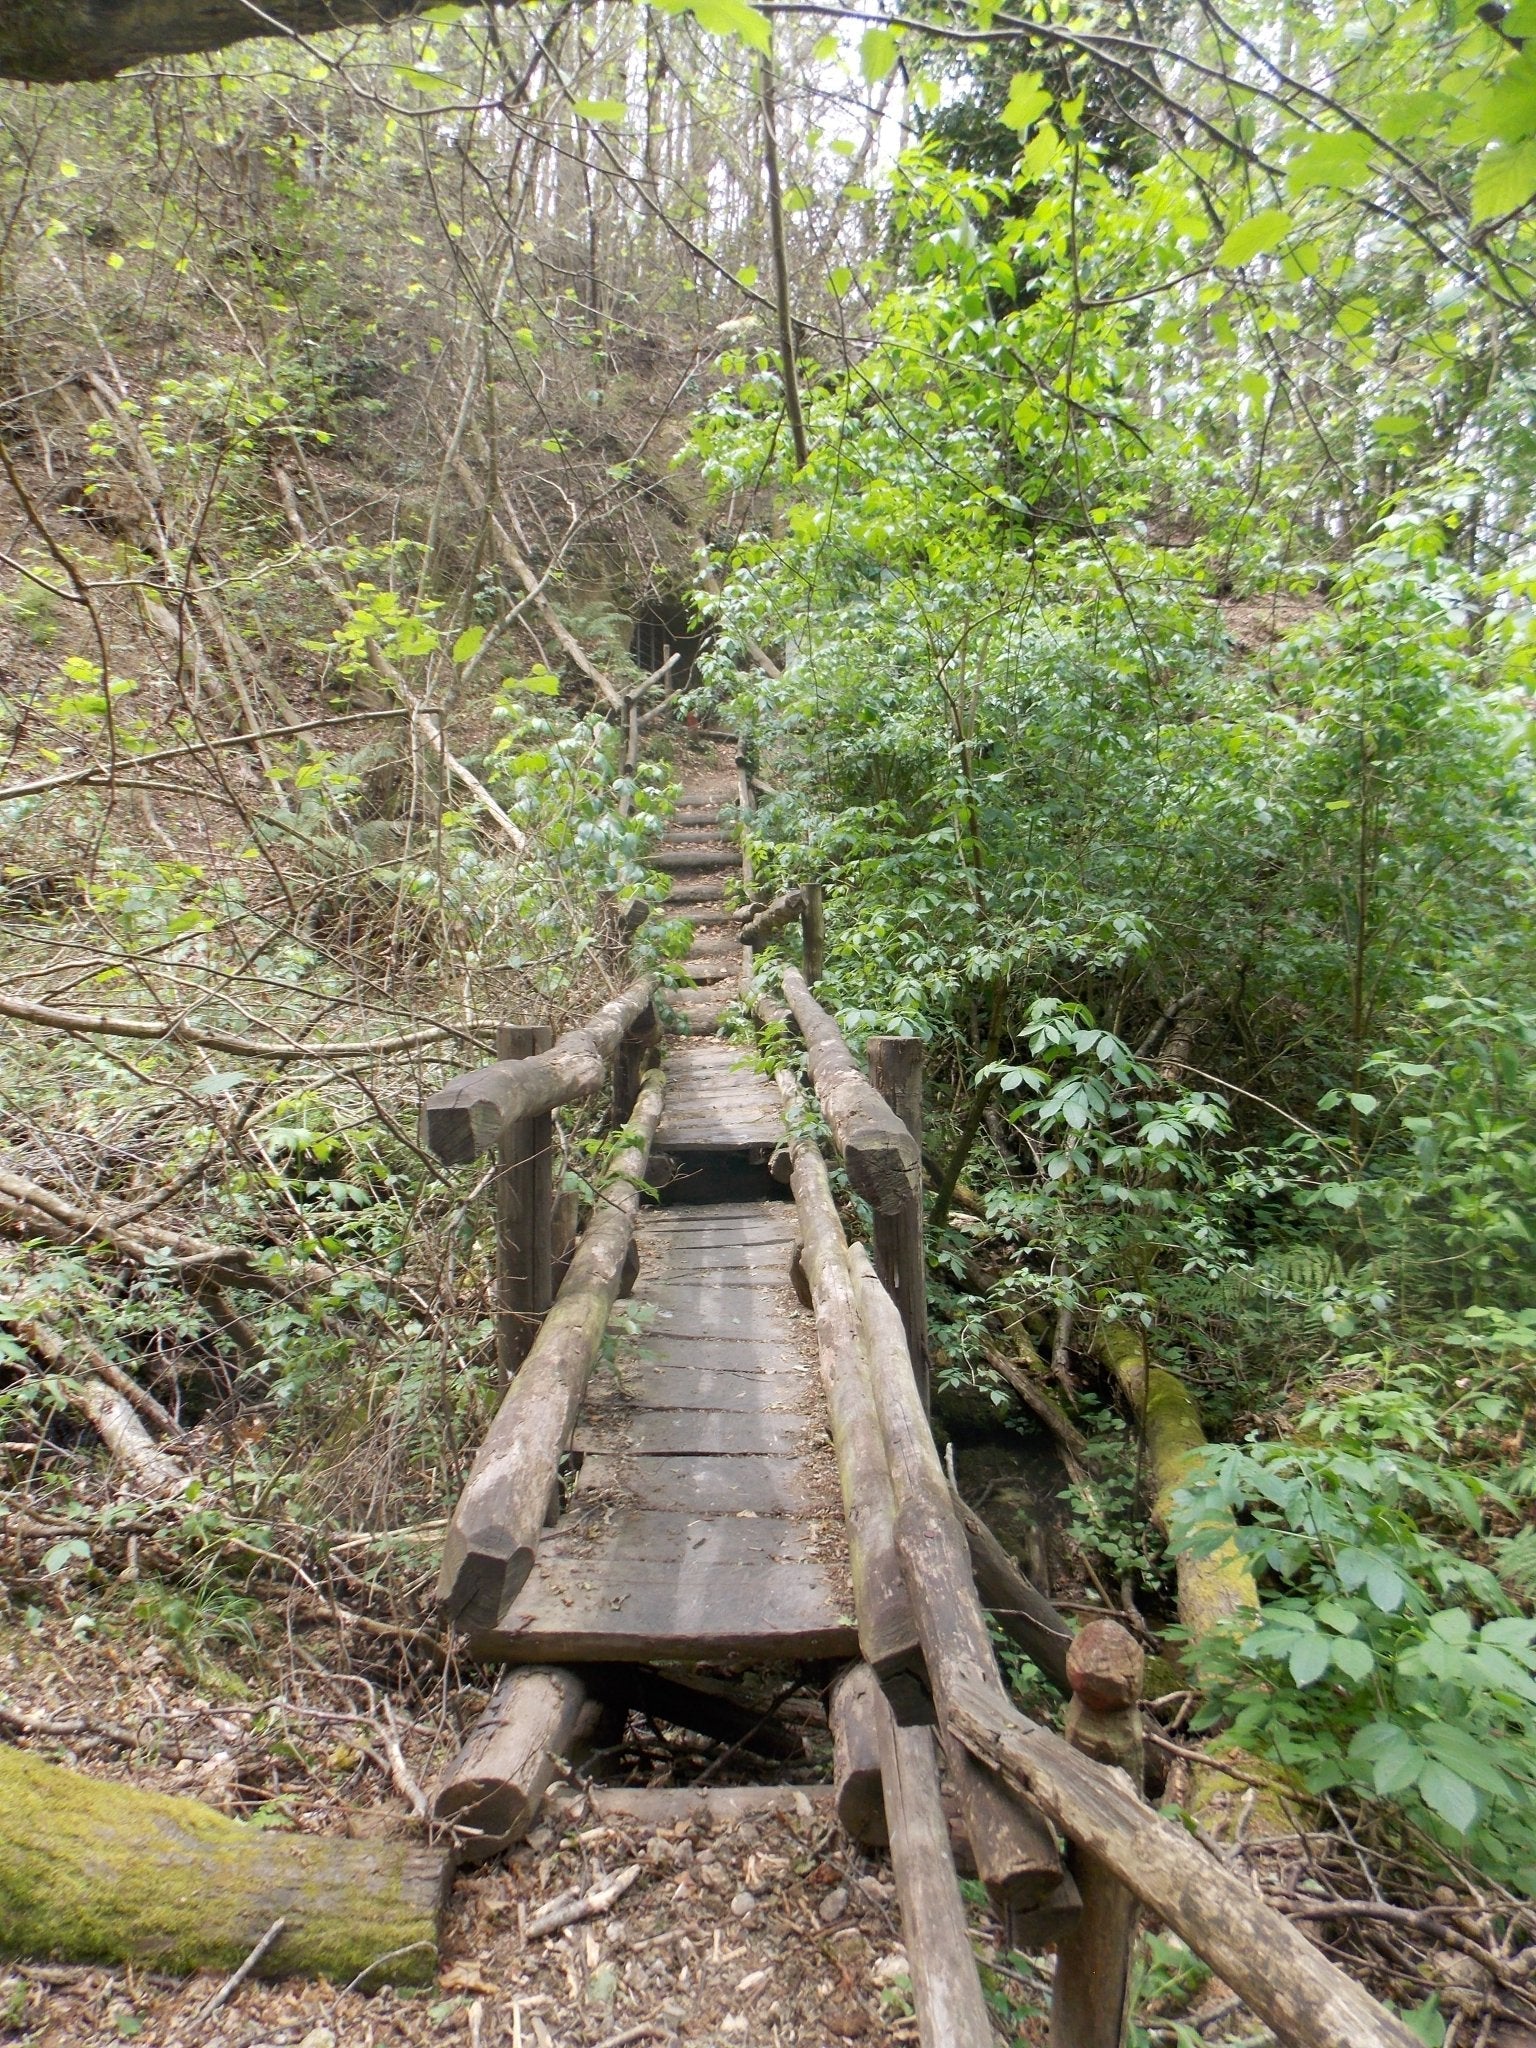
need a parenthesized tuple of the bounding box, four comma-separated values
(873, 1689, 994, 2048)
(775, 1069, 928, 1720)
(848, 1246, 1062, 1909)
(437, 1067, 666, 1630)
(65, 1375, 187, 1498)
(431, 1667, 597, 1864)
(422, 977, 657, 1165)
(780, 968, 921, 1215)
(0, 1743, 449, 1983)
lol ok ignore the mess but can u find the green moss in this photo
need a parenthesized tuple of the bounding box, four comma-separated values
(0, 1744, 445, 1983)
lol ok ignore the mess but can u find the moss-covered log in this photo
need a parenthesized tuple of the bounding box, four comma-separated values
(1095, 1322, 1258, 1643)
(0, 1744, 450, 1984)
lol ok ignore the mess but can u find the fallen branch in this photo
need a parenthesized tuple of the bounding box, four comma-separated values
(524, 1864, 640, 1941)
(0, 991, 465, 1063)
(15, 1316, 178, 1436)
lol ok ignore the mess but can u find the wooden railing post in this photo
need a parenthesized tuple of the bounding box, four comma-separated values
(801, 880, 824, 985)
(867, 1034, 929, 1412)
(1050, 1621, 1145, 2048)
(611, 1002, 656, 1125)
(494, 1023, 554, 1386)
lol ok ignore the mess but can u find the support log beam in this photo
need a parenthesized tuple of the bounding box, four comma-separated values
(775, 1069, 928, 1720)
(847, 1245, 1062, 1909)
(431, 1667, 597, 1865)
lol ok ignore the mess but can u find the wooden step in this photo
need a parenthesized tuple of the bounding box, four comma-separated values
(652, 849, 738, 874)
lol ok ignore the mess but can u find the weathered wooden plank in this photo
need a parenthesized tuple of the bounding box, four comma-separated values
(575, 1408, 807, 1455)
(586, 1364, 801, 1411)
(575, 1450, 811, 1516)
(475, 1556, 858, 1665)
(612, 1338, 808, 1378)
(531, 1506, 818, 1565)
(645, 1291, 801, 1333)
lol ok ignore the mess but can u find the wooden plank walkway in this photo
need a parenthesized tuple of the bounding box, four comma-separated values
(471, 773, 859, 1668)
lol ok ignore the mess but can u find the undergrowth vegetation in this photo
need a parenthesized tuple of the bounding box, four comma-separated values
(693, 2, 1536, 1914)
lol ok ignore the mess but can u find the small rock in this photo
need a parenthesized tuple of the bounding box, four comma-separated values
(720, 2017, 748, 2037)
(299, 2031, 336, 2048)
(730, 1889, 758, 1921)
(737, 1968, 770, 1994)
(871, 1951, 908, 1987)
(819, 1886, 850, 1924)
(854, 1874, 890, 1906)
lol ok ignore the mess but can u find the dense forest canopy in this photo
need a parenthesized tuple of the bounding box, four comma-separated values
(1, 0, 1535, 2036)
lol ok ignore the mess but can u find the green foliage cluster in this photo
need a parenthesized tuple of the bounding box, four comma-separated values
(693, 0, 1536, 1887)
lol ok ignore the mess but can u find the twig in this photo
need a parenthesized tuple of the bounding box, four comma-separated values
(524, 1864, 641, 1940)
(196, 1917, 286, 2016)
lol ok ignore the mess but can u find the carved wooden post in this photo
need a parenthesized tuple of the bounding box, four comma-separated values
(1050, 1620, 1145, 2048)
(494, 1023, 554, 1385)
(801, 880, 825, 986)
(867, 1034, 928, 1411)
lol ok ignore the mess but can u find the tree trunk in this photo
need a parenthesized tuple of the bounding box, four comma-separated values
(0, 1743, 449, 1984)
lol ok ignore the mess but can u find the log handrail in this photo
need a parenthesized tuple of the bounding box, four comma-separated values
(846, 1240, 1419, 2048)
(779, 966, 921, 1214)
(421, 975, 656, 1164)
(436, 1065, 667, 1630)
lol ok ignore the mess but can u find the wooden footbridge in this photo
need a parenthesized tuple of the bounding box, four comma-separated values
(418, 760, 1416, 2048)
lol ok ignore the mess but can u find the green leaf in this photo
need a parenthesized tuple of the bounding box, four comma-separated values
(1417, 1762, 1478, 1834)
(1346, 1091, 1378, 1115)
(1471, 138, 1536, 223)
(42, 1538, 92, 1574)
(1216, 207, 1293, 265)
(1320, 1181, 1360, 1209)
(736, 264, 759, 288)
(1328, 1636, 1375, 1683)
(860, 27, 899, 84)
(1365, 1561, 1406, 1612)
(573, 98, 626, 124)
(1001, 71, 1052, 133)
(828, 265, 852, 295)
(392, 65, 449, 94)
(452, 625, 486, 664)
(1286, 130, 1373, 192)
(1289, 1633, 1331, 1686)
(1397, 1996, 1447, 2048)
(688, 0, 771, 54)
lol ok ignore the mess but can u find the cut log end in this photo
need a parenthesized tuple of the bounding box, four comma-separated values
(436, 1534, 535, 1634)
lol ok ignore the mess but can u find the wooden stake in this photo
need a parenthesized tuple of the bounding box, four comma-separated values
(1050, 1623, 1144, 2048)
(829, 1663, 888, 1848)
(801, 880, 825, 985)
(494, 1024, 554, 1384)
(874, 1686, 994, 2048)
